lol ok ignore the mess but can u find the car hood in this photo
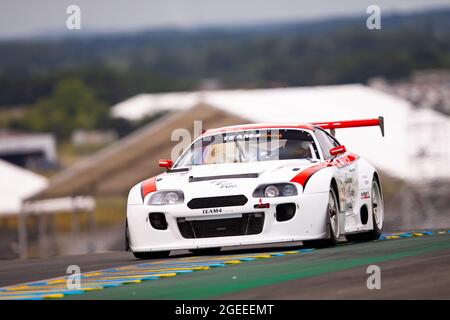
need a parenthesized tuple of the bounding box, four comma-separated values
(155, 160, 319, 197)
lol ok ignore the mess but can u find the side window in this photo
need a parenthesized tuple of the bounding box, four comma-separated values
(314, 129, 339, 159)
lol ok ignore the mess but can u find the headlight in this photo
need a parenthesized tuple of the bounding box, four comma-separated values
(264, 185, 280, 197)
(282, 184, 297, 196)
(253, 183, 298, 198)
(148, 191, 184, 205)
(165, 192, 180, 204)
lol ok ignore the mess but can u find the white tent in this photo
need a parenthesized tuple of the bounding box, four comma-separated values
(111, 84, 450, 182)
(0, 159, 48, 216)
(0, 160, 97, 258)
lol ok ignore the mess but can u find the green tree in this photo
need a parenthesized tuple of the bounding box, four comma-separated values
(23, 78, 108, 139)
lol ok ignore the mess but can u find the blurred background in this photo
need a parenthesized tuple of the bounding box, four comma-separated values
(0, 0, 449, 259)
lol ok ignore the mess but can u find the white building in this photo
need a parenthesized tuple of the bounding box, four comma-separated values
(0, 132, 57, 169)
(0, 159, 48, 216)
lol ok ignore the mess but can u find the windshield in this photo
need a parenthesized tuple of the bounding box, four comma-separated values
(174, 129, 318, 168)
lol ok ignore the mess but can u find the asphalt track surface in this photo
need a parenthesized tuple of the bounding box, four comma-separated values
(1, 230, 449, 299)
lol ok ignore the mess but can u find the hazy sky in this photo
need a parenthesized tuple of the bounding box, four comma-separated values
(0, 0, 449, 39)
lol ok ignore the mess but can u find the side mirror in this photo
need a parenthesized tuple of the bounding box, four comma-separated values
(329, 145, 346, 156)
(159, 159, 173, 169)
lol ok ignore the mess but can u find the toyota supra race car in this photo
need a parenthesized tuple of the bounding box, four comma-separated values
(126, 118, 385, 259)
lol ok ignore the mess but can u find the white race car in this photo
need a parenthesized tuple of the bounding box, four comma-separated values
(126, 118, 385, 259)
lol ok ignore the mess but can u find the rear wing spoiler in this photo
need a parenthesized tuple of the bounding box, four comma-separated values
(312, 116, 384, 137)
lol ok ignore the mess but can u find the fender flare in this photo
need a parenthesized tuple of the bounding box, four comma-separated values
(298, 165, 337, 194)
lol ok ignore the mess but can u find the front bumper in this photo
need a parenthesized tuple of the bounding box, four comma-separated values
(127, 192, 329, 252)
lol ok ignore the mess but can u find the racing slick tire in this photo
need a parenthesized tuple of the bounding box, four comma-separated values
(132, 251, 170, 259)
(189, 248, 222, 255)
(302, 186, 340, 248)
(345, 177, 383, 242)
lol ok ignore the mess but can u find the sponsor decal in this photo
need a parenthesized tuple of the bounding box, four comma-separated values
(362, 175, 370, 186)
(223, 132, 261, 141)
(361, 191, 370, 199)
(202, 208, 223, 214)
(212, 181, 237, 189)
(222, 132, 282, 142)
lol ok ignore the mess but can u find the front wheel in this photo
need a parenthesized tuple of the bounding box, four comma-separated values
(132, 251, 170, 259)
(303, 187, 340, 248)
(346, 177, 384, 242)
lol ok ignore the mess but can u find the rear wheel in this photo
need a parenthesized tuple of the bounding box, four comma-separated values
(303, 186, 340, 248)
(132, 251, 170, 259)
(346, 177, 383, 242)
(189, 247, 222, 255)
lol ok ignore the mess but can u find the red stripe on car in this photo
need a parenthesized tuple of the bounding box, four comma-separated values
(290, 163, 329, 187)
(327, 152, 359, 168)
(290, 153, 359, 188)
(141, 176, 158, 200)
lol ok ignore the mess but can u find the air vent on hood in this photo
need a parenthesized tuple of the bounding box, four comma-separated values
(189, 173, 259, 182)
